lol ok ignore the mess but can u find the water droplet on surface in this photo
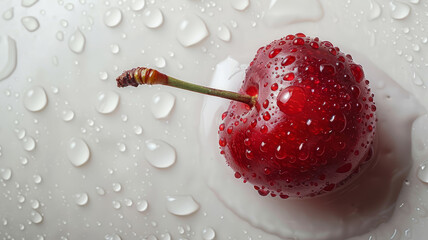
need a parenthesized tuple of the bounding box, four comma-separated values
(134, 125, 143, 135)
(110, 44, 120, 54)
(2, 8, 14, 20)
(277, 86, 306, 114)
(15, 128, 26, 139)
(369, 0, 382, 20)
(0, 168, 12, 181)
(150, 92, 175, 119)
(22, 136, 36, 151)
(264, 0, 324, 27)
(142, 8, 163, 28)
(159, 233, 171, 240)
(144, 139, 176, 168)
(99, 71, 108, 80)
(137, 200, 148, 212)
(124, 198, 133, 207)
(412, 72, 424, 86)
(33, 174, 42, 184)
(68, 29, 86, 53)
(96, 91, 120, 114)
(216, 25, 231, 42)
(0, 35, 17, 81)
(166, 195, 199, 216)
(66, 137, 90, 167)
(22, 0, 39, 7)
(130, 0, 145, 11)
(389, 1, 411, 20)
(74, 192, 89, 206)
(154, 57, 166, 68)
(176, 14, 209, 47)
(65, 3, 74, 11)
(30, 199, 40, 209)
(105, 234, 121, 240)
(30, 210, 43, 224)
(112, 200, 121, 209)
(62, 109, 75, 121)
(104, 8, 122, 27)
(417, 165, 428, 183)
(231, 0, 249, 11)
(112, 182, 122, 192)
(96, 186, 106, 196)
(202, 227, 216, 240)
(21, 16, 39, 32)
(23, 86, 48, 112)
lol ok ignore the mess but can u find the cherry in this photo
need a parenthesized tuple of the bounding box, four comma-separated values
(116, 33, 376, 199)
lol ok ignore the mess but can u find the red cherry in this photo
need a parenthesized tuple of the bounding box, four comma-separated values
(218, 34, 376, 198)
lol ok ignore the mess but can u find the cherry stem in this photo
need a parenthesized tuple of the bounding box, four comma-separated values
(116, 67, 257, 107)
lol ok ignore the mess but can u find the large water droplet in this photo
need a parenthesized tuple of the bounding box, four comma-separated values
(66, 137, 90, 167)
(21, 16, 39, 32)
(22, 0, 39, 7)
(30, 210, 43, 224)
(104, 8, 122, 27)
(216, 25, 231, 42)
(144, 139, 176, 168)
(2, 8, 14, 20)
(0, 168, 12, 181)
(130, 0, 145, 11)
(264, 0, 323, 27)
(62, 109, 75, 121)
(142, 8, 163, 28)
(23, 86, 48, 112)
(68, 29, 86, 53)
(368, 0, 382, 20)
(74, 192, 89, 206)
(96, 91, 120, 114)
(137, 200, 148, 212)
(231, 0, 250, 11)
(0, 35, 17, 81)
(150, 92, 175, 119)
(110, 44, 120, 54)
(22, 136, 36, 151)
(389, 1, 411, 20)
(166, 195, 199, 216)
(202, 227, 216, 240)
(176, 14, 209, 47)
(417, 164, 428, 183)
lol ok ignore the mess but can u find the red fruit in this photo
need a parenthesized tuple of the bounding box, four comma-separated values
(218, 33, 376, 198)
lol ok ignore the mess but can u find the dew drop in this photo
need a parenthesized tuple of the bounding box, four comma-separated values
(277, 86, 306, 114)
(96, 186, 105, 196)
(112, 182, 122, 192)
(136, 200, 148, 212)
(66, 137, 90, 167)
(62, 109, 75, 121)
(417, 165, 428, 183)
(134, 125, 143, 135)
(231, 0, 249, 11)
(144, 139, 176, 168)
(166, 195, 199, 216)
(21, 16, 40, 32)
(104, 8, 122, 28)
(150, 92, 175, 119)
(216, 25, 231, 42)
(0, 168, 12, 181)
(130, 0, 145, 11)
(412, 72, 424, 86)
(23, 86, 47, 112)
(105, 234, 121, 240)
(110, 44, 120, 54)
(96, 91, 120, 114)
(176, 14, 209, 47)
(2, 8, 14, 20)
(142, 8, 163, 28)
(74, 192, 89, 206)
(99, 71, 108, 81)
(112, 200, 121, 209)
(30, 199, 40, 209)
(22, 136, 36, 151)
(0, 35, 17, 81)
(30, 210, 43, 224)
(68, 29, 86, 54)
(202, 227, 216, 240)
(389, 1, 411, 20)
(154, 57, 166, 68)
(56, 31, 64, 41)
(22, 0, 39, 7)
(33, 174, 42, 184)
(368, 0, 382, 20)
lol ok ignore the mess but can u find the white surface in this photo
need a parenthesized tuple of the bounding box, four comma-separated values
(1, 0, 428, 240)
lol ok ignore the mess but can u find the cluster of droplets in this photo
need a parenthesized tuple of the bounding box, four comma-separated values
(218, 33, 377, 198)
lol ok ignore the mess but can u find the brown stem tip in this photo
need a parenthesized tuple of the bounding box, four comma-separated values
(116, 67, 168, 88)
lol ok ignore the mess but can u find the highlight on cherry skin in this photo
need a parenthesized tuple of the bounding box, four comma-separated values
(116, 33, 377, 199)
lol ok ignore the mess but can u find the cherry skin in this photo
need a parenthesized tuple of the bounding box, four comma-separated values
(218, 33, 377, 198)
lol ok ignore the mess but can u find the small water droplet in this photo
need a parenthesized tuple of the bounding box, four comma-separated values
(202, 227, 216, 240)
(21, 16, 40, 32)
(74, 193, 89, 206)
(20, 156, 29, 165)
(412, 72, 424, 86)
(166, 195, 199, 216)
(142, 8, 163, 28)
(130, 0, 145, 11)
(389, 1, 411, 20)
(136, 200, 148, 212)
(30, 210, 43, 224)
(99, 71, 109, 80)
(216, 25, 231, 42)
(65, 3, 74, 11)
(96, 91, 120, 114)
(2, 8, 14, 20)
(23, 86, 47, 112)
(0, 168, 12, 181)
(22, 136, 36, 151)
(62, 109, 75, 121)
(30, 199, 40, 209)
(110, 44, 120, 54)
(112, 200, 121, 209)
(15, 128, 26, 139)
(66, 137, 90, 167)
(96, 186, 105, 196)
(154, 57, 166, 68)
(231, 0, 249, 11)
(176, 14, 209, 47)
(104, 8, 122, 27)
(134, 125, 143, 135)
(417, 164, 428, 183)
(33, 174, 42, 184)
(22, 0, 39, 7)
(60, 19, 68, 28)
(144, 139, 176, 168)
(68, 29, 86, 53)
(112, 182, 122, 192)
(0, 35, 18, 81)
(150, 92, 175, 119)
(105, 234, 121, 240)
(369, 0, 382, 20)
(56, 31, 64, 41)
